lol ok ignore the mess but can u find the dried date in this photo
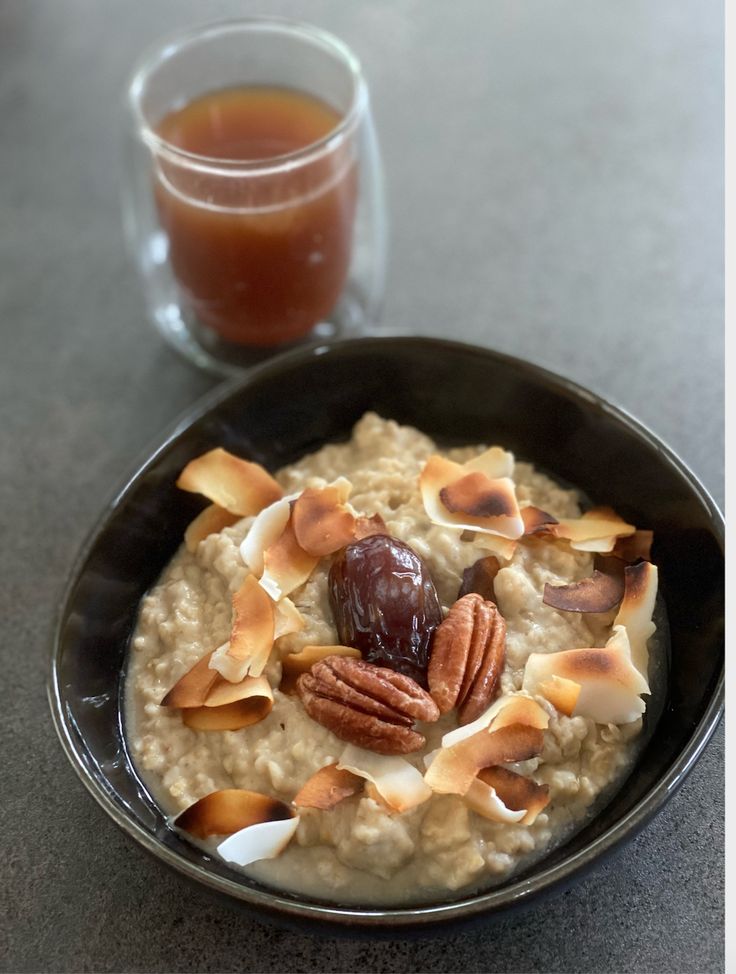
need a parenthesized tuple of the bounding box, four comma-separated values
(328, 535, 442, 686)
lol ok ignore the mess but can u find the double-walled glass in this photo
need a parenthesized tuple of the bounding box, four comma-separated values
(122, 19, 386, 374)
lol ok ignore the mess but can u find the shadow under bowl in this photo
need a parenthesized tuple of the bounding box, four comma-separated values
(49, 337, 724, 935)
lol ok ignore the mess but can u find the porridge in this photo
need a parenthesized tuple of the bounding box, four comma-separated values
(125, 413, 658, 904)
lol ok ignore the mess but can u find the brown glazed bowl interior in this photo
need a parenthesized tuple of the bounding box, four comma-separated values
(49, 337, 724, 935)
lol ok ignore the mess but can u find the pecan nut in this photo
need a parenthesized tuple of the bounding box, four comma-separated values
(427, 593, 506, 725)
(296, 656, 440, 755)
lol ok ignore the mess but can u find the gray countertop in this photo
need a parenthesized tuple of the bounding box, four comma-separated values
(1, 1, 723, 971)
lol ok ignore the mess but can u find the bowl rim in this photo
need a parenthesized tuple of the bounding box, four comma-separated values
(47, 335, 724, 928)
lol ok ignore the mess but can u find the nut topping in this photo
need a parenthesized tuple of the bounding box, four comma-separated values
(428, 593, 506, 725)
(297, 656, 439, 755)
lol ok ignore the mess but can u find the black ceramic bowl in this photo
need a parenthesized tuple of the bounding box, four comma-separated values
(49, 337, 723, 934)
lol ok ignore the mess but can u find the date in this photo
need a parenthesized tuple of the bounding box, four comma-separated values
(328, 534, 443, 686)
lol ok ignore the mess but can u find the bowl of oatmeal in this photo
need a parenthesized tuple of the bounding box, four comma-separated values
(49, 337, 724, 933)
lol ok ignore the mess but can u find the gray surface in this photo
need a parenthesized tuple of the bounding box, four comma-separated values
(0, 1, 723, 972)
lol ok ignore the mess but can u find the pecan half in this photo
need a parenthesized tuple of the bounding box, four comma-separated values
(427, 593, 506, 725)
(297, 656, 439, 755)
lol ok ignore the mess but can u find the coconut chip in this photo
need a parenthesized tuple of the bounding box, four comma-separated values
(613, 561, 658, 678)
(424, 723, 545, 796)
(217, 817, 300, 866)
(458, 555, 501, 601)
(280, 645, 362, 695)
(476, 767, 550, 825)
(292, 478, 357, 557)
(353, 513, 388, 539)
(549, 506, 636, 553)
(161, 652, 219, 708)
(175, 788, 293, 838)
(521, 505, 559, 535)
(337, 744, 432, 813)
(273, 598, 305, 641)
(473, 533, 518, 563)
(420, 455, 524, 540)
(542, 563, 625, 614)
(292, 763, 363, 810)
(523, 625, 649, 724)
(463, 446, 515, 479)
(209, 575, 275, 682)
(441, 693, 549, 749)
(182, 674, 273, 731)
(259, 514, 319, 602)
(463, 777, 527, 824)
(176, 448, 282, 517)
(612, 530, 653, 563)
(184, 504, 241, 552)
(535, 676, 581, 716)
(240, 495, 295, 576)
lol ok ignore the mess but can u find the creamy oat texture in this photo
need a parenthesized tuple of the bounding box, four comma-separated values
(126, 413, 643, 904)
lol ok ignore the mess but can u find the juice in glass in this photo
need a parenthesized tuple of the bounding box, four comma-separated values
(154, 86, 357, 347)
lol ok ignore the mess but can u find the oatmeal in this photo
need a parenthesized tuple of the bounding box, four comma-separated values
(125, 413, 657, 905)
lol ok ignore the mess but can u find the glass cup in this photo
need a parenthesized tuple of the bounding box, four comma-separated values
(122, 18, 387, 375)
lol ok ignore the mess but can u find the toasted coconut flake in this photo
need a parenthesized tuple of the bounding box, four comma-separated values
(440, 693, 548, 748)
(337, 744, 432, 812)
(613, 561, 658, 677)
(477, 767, 550, 825)
(570, 535, 617, 553)
(209, 642, 245, 684)
(612, 530, 653, 562)
(210, 575, 275, 682)
(176, 448, 282, 516)
(240, 496, 294, 576)
(423, 748, 441, 770)
(362, 780, 395, 811)
(229, 574, 275, 676)
(424, 723, 545, 796)
(420, 455, 524, 540)
(543, 566, 624, 613)
(353, 513, 388, 540)
(292, 764, 362, 809)
(204, 673, 273, 709)
(280, 645, 362, 695)
(292, 479, 357, 557)
(440, 471, 519, 520)
(488, 695, 549, 732)
(184, 505, 240, 552)
(521, 506, 559, 535)
(217, 817, 300, 866)
(594, 553, 627, 579)
(536, 676, 581, 716)
(274, 598, 305, 641)
(463, 446, 515, 480)
(458, 555, 501, 601)
(463, 777, 527, 824)
(551, 507, 636, 547)
(228, 575, 275, 676)
(182, 696, 272, 731)
(260, 515, 319, 602)
(553, 509, 635, 541)
(473, 533, 518, 562)
(175, 788, 292, 838)
(522, 626, 649, 724)
(440, 698, 506, 749)
(161, 652, 218, 708)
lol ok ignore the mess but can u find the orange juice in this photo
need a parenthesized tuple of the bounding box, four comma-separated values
(154, 86, 357, 346)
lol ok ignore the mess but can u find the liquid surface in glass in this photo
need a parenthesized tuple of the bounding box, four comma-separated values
(155, 86, 357, 347)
